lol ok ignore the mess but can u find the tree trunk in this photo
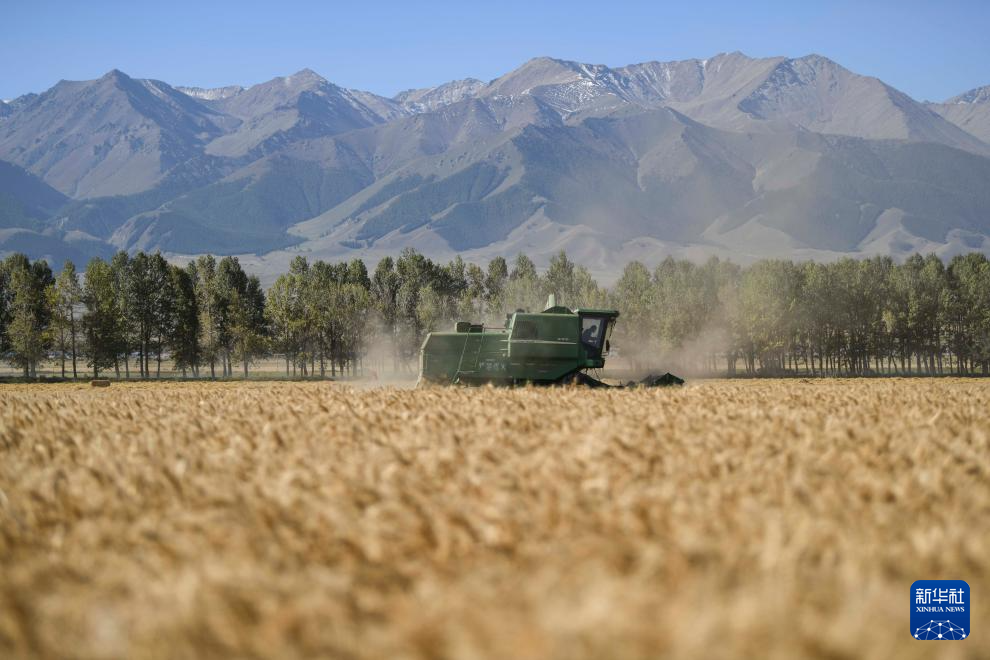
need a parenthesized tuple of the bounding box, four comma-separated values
(70, 312, 78, 379)
(59, 326, 66, 378)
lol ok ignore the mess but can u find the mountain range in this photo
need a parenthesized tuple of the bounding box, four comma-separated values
(2, 52, 989, 282)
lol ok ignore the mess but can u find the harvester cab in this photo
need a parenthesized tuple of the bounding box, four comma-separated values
(419, 294, 620, 386)
(578, 311, 615, 362)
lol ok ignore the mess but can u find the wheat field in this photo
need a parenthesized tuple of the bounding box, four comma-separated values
(0, 379, 987, 659)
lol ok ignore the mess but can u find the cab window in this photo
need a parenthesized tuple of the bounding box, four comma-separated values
(580, 317, 605, 350)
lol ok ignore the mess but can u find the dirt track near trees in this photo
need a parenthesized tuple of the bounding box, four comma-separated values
(1, 379, 988, 659)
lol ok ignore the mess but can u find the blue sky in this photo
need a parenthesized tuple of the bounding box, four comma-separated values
(2, 0, 988, 102)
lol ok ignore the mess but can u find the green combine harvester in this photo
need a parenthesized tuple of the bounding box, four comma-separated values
(418, 295, 620, 386)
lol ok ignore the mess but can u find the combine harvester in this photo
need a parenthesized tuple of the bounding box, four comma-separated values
(418, 295, 682, 387)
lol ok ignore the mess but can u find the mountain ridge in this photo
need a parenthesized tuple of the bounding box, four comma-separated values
(1, 52, 989, 278)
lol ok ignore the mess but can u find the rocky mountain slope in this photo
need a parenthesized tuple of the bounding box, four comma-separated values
(0, 70, 232, 198)
(0, 53, 988, 276)
(0, 161, 112, 265)
(928, 85, 990, 144)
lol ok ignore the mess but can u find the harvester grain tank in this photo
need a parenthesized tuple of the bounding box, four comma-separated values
(418, 295, 619, 385)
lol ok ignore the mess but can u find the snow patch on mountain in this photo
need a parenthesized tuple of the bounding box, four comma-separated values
(177, 85, 245, 101)
(946, 85, 990, 105)
(395, 79, 488, 113)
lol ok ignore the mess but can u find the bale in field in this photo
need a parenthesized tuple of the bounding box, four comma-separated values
(89, 379, 111, 387)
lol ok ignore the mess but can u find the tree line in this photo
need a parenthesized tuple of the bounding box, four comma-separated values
(610, 253, 990, 376)
(1, 249, 988, 378)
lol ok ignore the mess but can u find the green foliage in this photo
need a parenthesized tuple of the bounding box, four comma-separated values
(504, 254, 543, 314)
(81, 258, 124, 377)
(192, 254, 222, 376)
(49, 260, 82, 377)
(5, 247, 989, 379)
(169, 265, 200, 374)
(2, 254, 53, 376)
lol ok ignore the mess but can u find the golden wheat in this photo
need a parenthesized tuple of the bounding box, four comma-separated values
(0, 379, 987, 659)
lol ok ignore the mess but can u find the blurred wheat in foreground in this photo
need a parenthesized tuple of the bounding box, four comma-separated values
(0, 380, 987, 659)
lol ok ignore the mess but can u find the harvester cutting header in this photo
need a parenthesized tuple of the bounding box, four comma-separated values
(419, 295, 619, 386)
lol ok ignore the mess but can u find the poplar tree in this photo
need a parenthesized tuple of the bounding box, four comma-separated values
(230, 274, 266, 377)
(52, 261, 83, 378)
(193, 255, 221, 378)
(4, 254, 53, 377)
(148, 253, 174, 377)
(169, 264, 200, 377)
(370, 256, 401, 371)
(484, 256, 509, 321)
(109, 251, 134, 377)
(82, 258, 124, 378)
(504, 253, 542, 313)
